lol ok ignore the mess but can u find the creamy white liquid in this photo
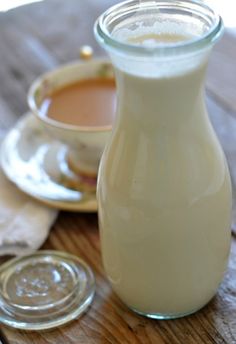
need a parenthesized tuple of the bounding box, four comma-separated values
(98, 33, 232, 316)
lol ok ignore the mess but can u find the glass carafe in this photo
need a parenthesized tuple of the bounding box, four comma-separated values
(94, 0, 232, 319)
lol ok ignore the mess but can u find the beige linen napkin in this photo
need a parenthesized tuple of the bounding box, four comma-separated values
(0, 166, 58, 256)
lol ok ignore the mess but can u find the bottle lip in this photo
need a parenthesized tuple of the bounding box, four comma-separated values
(94, 0, 224, 57)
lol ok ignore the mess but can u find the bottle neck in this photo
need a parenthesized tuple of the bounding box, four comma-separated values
(113, 55, 209, 131)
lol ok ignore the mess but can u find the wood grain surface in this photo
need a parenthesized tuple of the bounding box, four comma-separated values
(0, 1, 236, 343)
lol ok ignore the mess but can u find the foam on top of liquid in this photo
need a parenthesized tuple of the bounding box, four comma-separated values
(127, 32, 192, 47)
(109, 15, 208, 78)
(111, 15, 204, 47)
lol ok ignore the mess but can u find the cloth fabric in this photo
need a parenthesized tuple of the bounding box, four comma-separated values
(0, 167, 57, 256)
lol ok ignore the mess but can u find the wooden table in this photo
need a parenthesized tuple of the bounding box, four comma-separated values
(0, 1, 236, 343)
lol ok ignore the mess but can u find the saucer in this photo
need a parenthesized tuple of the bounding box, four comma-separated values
(0, 113, 97, 212)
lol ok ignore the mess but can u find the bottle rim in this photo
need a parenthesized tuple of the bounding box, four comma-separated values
(94, 0, 223, 57)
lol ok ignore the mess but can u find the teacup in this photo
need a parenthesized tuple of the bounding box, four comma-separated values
(28, 59, 114, 192)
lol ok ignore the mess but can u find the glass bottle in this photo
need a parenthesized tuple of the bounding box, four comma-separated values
(94, 0, 232, 319)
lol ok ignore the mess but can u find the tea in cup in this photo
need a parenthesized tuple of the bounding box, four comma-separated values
(28, 59, 115, 192)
